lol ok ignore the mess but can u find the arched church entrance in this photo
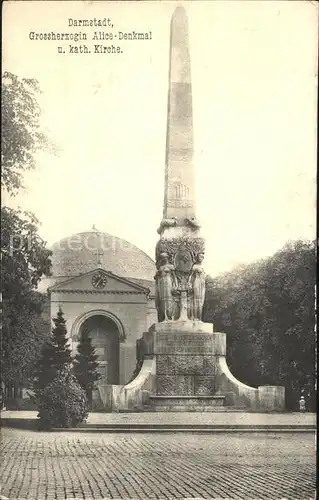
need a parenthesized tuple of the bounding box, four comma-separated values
(78, 314, 121, 385)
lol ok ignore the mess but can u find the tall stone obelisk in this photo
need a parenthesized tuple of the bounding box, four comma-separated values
(163, 5, 196, 222)
(156, 5, 205, 323)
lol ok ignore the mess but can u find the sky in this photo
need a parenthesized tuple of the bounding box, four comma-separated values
(2, 0, 318, 277)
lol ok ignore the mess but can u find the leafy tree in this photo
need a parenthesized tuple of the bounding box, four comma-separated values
(1, 71, 54, 195)
(33, 308, 73, 393)
(1, 207, 52, 400)
(1, 299, 50, 395)
(1, 71, 55, 402)
(37, 365, 88, 430)
(1, 207, 52, 297)
(203, 240, 316, 411)
(73, 327, 100, 406)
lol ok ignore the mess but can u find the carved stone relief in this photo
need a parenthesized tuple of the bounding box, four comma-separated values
(154, 236, 206, 322)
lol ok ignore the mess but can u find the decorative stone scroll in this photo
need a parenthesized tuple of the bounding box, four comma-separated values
(154, 236, 206, 322)
(157, 217, 177, 235)
(156, 216, 201, 236)
(185, 217, 201, 230)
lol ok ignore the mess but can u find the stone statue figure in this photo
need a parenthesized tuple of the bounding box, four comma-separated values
(155, 252, 177, 322)
(188, 253, 206, 320)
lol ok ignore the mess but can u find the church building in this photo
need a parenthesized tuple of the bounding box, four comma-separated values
(41, 227, 157, 386)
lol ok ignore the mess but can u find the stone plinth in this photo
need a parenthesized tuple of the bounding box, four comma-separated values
(127, 321, 286, 412)
(109, 321, 286, 412)
(258, 385, 285, 412)
(145, 322, 221, 402)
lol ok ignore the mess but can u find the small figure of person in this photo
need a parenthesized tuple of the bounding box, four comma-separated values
(188, 252, 206, 320)
(155, 252, 177, 321)
(299, 395, 306, 413)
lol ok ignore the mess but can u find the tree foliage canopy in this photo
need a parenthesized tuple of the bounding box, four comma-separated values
(2, 298, 50, 389)
(1, 72, 54, 396)
(2, 207, 52, 300)
(1, 71, 54, 195)
(1, 208, 52, 391)
(203, 240, 316, 410)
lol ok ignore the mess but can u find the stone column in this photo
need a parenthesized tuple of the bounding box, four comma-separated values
(164, 5, 195, 221)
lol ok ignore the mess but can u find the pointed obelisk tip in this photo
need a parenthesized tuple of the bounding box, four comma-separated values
(172, 5, 187, 17)
(170, 4, 189, 46)
(171, 5, 188, 25)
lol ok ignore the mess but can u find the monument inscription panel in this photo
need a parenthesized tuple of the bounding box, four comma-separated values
(153, 331, 226, 355)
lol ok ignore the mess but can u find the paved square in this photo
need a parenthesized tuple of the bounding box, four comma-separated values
(0, 428, 315, 499)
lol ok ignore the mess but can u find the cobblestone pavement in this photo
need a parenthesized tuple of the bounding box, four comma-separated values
(0, 428, 315, 500)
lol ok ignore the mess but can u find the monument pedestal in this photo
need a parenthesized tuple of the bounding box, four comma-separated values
(134, 321, 285, 412)
(108, 320, 285, 412)
(144, 321, 225, 410)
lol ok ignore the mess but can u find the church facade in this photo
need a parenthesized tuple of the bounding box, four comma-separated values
(41, 229, 157, 386)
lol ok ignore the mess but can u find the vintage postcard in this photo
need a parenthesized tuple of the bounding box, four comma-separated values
(1, 1, 317, 499)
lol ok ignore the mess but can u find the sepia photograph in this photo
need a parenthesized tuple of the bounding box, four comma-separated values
(1, 1, 317, 499)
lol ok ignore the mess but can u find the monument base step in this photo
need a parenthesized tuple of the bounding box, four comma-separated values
(145, 405, 248, 412)
(149, 395, 227, 412)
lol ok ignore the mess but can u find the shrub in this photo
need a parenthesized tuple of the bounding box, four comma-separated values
(37, 366, 89, 430)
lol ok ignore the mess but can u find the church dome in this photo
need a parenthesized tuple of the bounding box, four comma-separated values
(50, 230, 155, 281)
